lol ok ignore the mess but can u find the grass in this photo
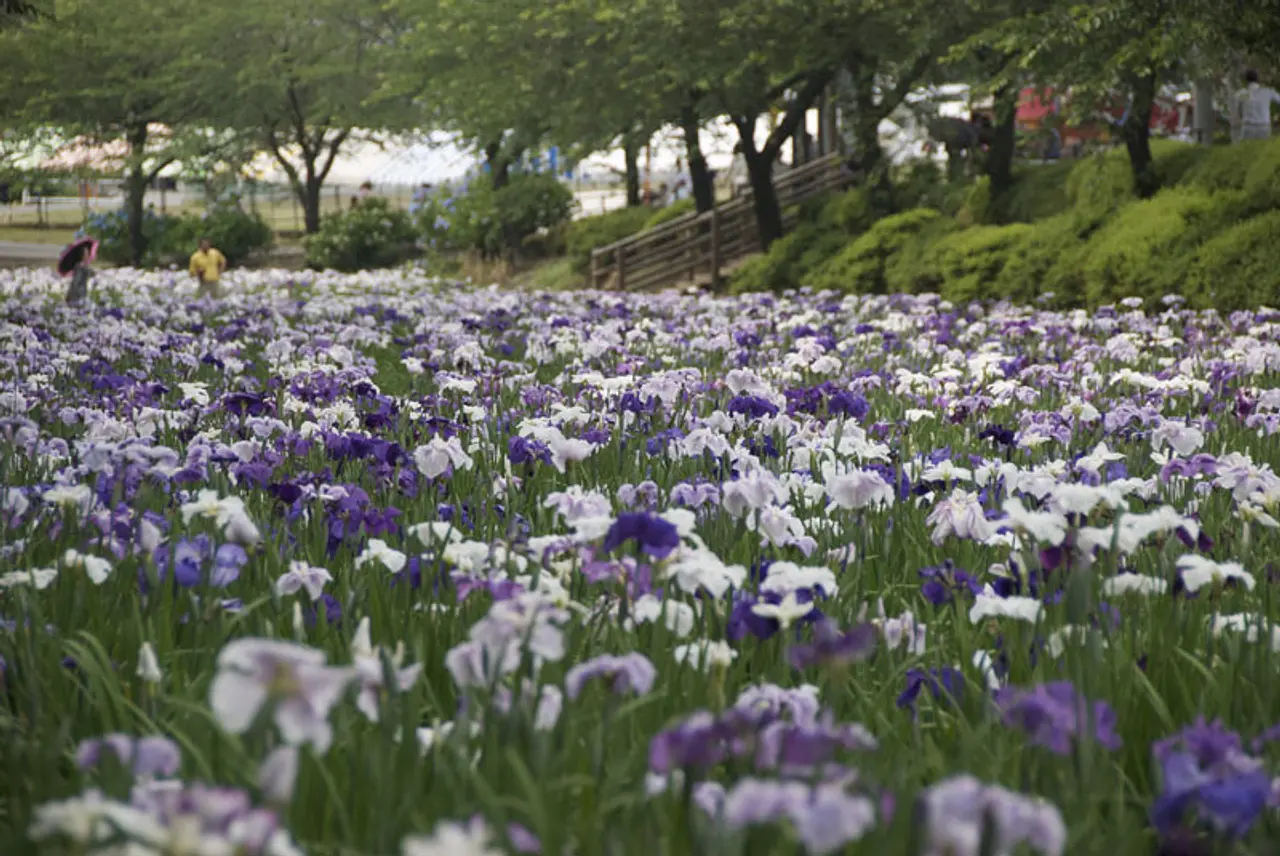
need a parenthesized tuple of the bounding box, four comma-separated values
(511, 256, 585, 292)
(0, 226, 77, 245)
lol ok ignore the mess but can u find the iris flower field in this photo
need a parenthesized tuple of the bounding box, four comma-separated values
(3, 267, 1280, 856)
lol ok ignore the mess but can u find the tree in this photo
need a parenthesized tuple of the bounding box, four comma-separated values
(209, 0, 399, 233)
(0, 0, 232, 264)
(981, 0, 1200, 198)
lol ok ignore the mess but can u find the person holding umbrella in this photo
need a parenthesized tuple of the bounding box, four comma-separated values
(57, 235, 99, 305)
(188, 237, 226, 300)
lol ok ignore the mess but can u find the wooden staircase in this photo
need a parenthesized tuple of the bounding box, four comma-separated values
(588, 153, 855, 292)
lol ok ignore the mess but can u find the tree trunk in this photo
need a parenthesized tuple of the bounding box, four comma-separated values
(124, 122, 149, 267)
(623, 135, 642, 207)
(680, 104, 714, 213)
(986, 83, 1019, 198)
(740, 137, 784, 250)
(1123, 72, 1159, 198)
(301, 174, 323, 234)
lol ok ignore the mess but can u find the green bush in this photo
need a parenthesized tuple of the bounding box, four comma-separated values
(888, 223, 1033, 304)
(990, 213, 1089, 305)
(419, 174, 574, 258)
(883, 218, 960, 294)
(1242, 137, 1280, 208)
(492, 173, 576, 243)
(83, 208, 176, 267)
(1180, 142, 1264, 192)
(165, 203, 273, 267)
(894, 160, 968, 214)
(815, 187, 888, 233)
(564, 207, 652, 273)
(644, 198, 696, 229)
(1182, 210, 1280, 311)
(728, 222, 850, 293)
(84, 203, 271, 268)
(1000, 162, 1075, 223)
(1077, 187, 1223, 306)
(809, 208, 944, 294)
(305, 198, 419, 271)
(1064, 150, 1134, 228)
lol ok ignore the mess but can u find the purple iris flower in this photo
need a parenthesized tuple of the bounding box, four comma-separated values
(993, 681, 1122, 755)
(727, 395, 779, 420)
(788, 620, 877, 670)
(508, 436, 552, 466)
(898, 668, 965, 711)
(565, 653, 657, 699)
(918, 561, 983, 606)
(601, 513, 680, 559)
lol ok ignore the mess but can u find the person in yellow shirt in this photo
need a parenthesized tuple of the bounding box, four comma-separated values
(189, 238, 226, 299)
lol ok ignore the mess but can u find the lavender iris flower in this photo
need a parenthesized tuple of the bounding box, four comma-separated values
(993, 681, 1122, 755)
(565, 653, 657, 699)
(75, 734, 182, 778)
(787, 620, 877, 670)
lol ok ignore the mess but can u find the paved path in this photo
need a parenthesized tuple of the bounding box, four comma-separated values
(0, 241, 60, 262)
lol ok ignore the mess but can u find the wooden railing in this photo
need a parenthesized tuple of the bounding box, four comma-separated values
(588, 152, 855, 291)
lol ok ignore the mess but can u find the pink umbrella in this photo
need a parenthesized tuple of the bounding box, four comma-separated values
(56, 237, 99, 277)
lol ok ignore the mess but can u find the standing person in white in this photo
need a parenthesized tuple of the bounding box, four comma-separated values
(1235, 69, 1280, 142)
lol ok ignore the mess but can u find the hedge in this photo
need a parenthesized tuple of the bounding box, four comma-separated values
(1183, 210, 1280, 311)
(902, 224, 1036, 304)
(564, 207, 652, 273)
(728, 187, 892, 293)
(808, 208, 945, 294)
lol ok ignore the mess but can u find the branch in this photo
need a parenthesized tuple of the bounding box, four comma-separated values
(144, 157, 177, 185)
(285, 83, 315, 165)
(763, 69, 817, 106)
(730, 114, 759, 156)
(316, 127, 353, 183)
(264, 126, 303, 192)
(762, 69, 835, 160)
(878, 51, 938, 120)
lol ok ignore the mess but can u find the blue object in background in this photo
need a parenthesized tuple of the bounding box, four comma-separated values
(549, 147, 559, 173)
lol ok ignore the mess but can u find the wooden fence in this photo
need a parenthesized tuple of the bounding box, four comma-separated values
(588, 152, 855, 291)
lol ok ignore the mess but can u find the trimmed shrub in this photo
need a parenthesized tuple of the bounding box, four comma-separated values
(564, 207, 652, 273)
(1181, 141, 1266, 192)
(1000, 162, 1075, 223)
(1242, 138, 1280, 208)
(815, 187, 889, 233)
(883, 218, 960, 294)
(894, 160, 968, 215)
(492, 173, 576, 244)
(1077, 187, 1222, 306)
(728, 222, 850, 293)
(991, 213, 1089, 306)
(809, 208, 943, 294)
(306, 198, 418, 272)
(644, 198, 696, 229)
(917, 224, 1035, 305)
(1064, 150, 1134, 229)
(1183, 210, 1280, 311)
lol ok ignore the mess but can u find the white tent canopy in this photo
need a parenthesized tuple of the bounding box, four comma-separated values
(244, 132, 478, 188)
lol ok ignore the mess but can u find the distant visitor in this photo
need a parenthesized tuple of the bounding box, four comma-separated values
(1235, 69, 1280, 142)
(189, 237, 227, 299)
(57, 236, 98, 306)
